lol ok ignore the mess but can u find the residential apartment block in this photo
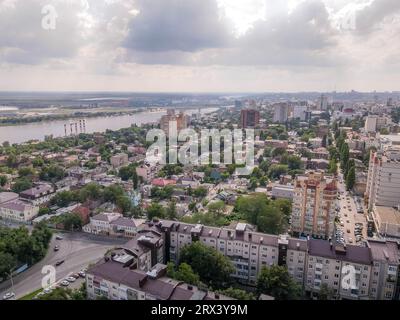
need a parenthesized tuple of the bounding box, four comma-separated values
(88, 220, 400, 300)
(366, 148, 400, 209)
(87, 219, 400, 300)
(291, 172, 338, 238)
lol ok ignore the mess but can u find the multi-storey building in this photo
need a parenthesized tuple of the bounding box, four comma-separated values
(88, 219, 400, 300)
(160, 109, 189, 136)
(0, 198, 39, 222)
(306, 239, 372, 300)
(368, 239, 399, 300)
(273, 103, 289, 123)
(162, 221, 307, 286)
(240, 109, 260, 128)
(366, 147, 400, 209)
(86, 259, 233, 301)
(291, 172, 338, 238)
(19, 183, 55, 206)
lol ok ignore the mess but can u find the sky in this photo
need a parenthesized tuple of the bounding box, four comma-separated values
(0, 0, 400, 92)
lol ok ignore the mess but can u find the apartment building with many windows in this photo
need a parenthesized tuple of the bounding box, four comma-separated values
(291, 171, 338, 238)
(366, 147, 400, 210)
(89, 219, 400, 300)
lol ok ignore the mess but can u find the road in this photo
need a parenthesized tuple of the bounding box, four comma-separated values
(336, 166, 368, 245)
(0, 232, 127, 300)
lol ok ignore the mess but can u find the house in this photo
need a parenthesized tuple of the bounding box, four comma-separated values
(0, 199, 39, 222)
(19, 184, 55, 206)
(151, 179, 176, 187)
(110, 153, 129, 168)
(83, 212, 122, 235)
(72, 205, 90, 225)
(110, 217, 138, 237)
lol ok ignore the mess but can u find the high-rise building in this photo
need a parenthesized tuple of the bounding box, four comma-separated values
(366, 147, 400, 209)
(240, 109, 260, 128)
(273, 103, 289, 123)
(160, 110, 189, 135)
(317, 94, 328, 111)
(292, 105, 308, 121)
(291, 171, 338, 238)
(364, 115, 391, 133)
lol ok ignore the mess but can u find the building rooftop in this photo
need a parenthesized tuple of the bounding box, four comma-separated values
(374, 206, 400, 225)
(0, 192, 19, 204)
(308, 239, 372, 265)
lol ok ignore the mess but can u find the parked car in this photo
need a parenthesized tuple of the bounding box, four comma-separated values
(3, 292, 15, 300)
(78, 271, 86, 278)
(66, 276, 76, 283)
(54, 245, 60, 252)
(56, 235, 63, 240)
(60, 280, 70, 287)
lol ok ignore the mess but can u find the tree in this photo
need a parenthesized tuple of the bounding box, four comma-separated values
(217, 287, 255, 300)
(193, 187, 208, 198)
(147, 203, 165, 220)
(116, 196, 132, 214)
(287, 155, 302, 171)
(268, 164, 288, 180)
(167, 262, 200, 286)
(257, 265, 301, 300)
(346, 164, 356, 191)
(132, 171, 139, 189)
(0, 175, 7, 187)
(62, 213, 83, 231)
(179, 241, 234, 289)
(166, 201, 177, 220)
(12, 178, 32, 193)
(39, 165, 65, 182)
(0, 252, 17, 280)
(317, 283, 335, 300)
(207, 200, 225, 216)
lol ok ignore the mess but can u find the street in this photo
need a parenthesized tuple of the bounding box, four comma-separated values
(335, 166, 368, 245)
(0, 231, 127, 300)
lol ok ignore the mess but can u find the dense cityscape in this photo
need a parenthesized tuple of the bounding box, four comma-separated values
(1, 0, 400, 314)
(1, 92, 400, 302)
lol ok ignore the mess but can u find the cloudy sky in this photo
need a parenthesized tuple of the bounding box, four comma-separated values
(0, 0, 399, 92)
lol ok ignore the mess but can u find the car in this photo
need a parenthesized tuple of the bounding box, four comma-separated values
(347, 229, 351, 233)
(60, 280, 70, 287)
(349, 238, 353, 243)
(43, 288, 52, 294)
(55, 260, 65, 266)
(346, 220, 350, 223)
(72, 273, 80, 279)
(56, 235, 63, 240)
(54, 245, 60, 251)
(78, 271, 86, 278)
(3, 292, 15, 300)
(66, 276, 76, 283)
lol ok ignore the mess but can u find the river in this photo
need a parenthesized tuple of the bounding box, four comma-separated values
(0, 107, 219, 144)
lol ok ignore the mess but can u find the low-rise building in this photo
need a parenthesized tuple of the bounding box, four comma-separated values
(371, 205, 400, 238)
(0, 198, 39, 222)
(110, 153, 129, 168)
(19, 184, 55, 206)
